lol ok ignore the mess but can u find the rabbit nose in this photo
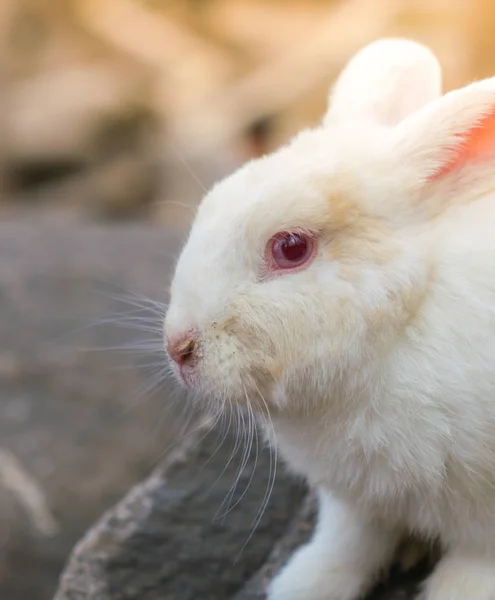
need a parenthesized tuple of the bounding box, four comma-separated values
(167, 332, 198, 366)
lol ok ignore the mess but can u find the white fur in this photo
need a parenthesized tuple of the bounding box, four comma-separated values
(267, 490, 400, 600)
(326, 38, 442, 127)
(165, 39, 495, 599)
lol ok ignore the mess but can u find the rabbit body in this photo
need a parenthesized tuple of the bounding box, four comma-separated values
(165, 39, 495, 599)
(265, 149, 495, 600)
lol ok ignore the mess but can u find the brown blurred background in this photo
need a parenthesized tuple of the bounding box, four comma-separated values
(1, 1, 495, 599)
(3, 0, 495, 227)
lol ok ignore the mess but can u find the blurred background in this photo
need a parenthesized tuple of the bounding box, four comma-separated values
(1, 1, 495, 599)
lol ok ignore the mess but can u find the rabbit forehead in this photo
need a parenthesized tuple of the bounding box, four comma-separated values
(195, 125, 375, 238)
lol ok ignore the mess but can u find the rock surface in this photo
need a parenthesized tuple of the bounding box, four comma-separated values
(55, 427, 308, 600)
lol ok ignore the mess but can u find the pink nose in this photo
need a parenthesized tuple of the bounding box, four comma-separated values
(166, 332, 197, 366)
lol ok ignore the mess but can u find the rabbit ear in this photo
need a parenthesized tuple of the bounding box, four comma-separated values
(390, 76, 495, 200)
(324, 38, 442, 127)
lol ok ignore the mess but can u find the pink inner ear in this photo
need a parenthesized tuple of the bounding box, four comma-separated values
(429, 106, 495, 181)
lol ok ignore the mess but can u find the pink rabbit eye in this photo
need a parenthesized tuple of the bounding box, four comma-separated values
(268, 231, 315, 272)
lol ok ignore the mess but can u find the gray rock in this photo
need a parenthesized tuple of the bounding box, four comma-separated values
(55, 427, 307, 600)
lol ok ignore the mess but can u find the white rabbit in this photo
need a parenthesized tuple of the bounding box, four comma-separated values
(165, 37, 495, 600)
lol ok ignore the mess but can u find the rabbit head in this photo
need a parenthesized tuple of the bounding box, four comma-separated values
(165, 38, 495, 414)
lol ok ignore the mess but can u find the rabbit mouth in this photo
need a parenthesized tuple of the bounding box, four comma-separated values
(175, 360, 200, 388)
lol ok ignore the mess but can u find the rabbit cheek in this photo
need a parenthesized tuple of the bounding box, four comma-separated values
(203, 317, 281, 404)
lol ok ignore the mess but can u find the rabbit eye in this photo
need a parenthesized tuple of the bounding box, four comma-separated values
(268, 231, 315, 272)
